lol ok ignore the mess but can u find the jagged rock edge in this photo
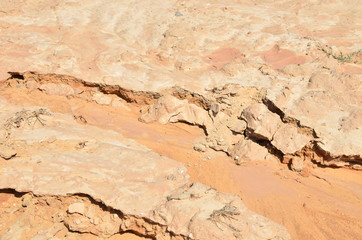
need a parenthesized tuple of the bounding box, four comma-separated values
(7, 71, 211, 109)
(262, 97, 318, 138)
(0, 188, 191, 240)
(5, 71, 361, 170)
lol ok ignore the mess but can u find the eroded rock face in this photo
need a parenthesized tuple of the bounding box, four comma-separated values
(0, 0, 361, 171)
(139, 73, 361, 170)
(0, 97, 290, 239)
(0, 0, 361, 237)
(6, 67, 362, 173)
(241, 103, 282, 141)
(39, 83, 76, 96)
(13, 71, 361, 171)
(0, 0, 360, 90)
(228, 139, 275, 164)
(265, 71, 362, 168)
(139, 95, 212, 131)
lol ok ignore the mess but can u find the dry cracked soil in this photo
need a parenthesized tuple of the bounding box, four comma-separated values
(0, 0, 362, 240)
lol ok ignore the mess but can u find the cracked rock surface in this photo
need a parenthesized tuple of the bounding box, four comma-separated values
(0, 0, 361, 170)
(0, 0, 361, 239)
(0, 97, 290, 239)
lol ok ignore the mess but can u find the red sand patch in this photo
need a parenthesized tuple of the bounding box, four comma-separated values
(204, 47, 244, 70)
(261, 45, 306, 69)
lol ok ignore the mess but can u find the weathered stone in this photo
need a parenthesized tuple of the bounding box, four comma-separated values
(227, 119, 247, 134)
(228, 139, 270, 164)
(266, 70, 362, 167)
(0, 98, 290, 240)
(111, 99, 131, 110)
(140, 95, 213, 131)
(25, 81, 39, 90)
(241, 103, 281, 141)
(0, 144, 17, 160)
(290, 156, 304, 172)
(1, 0, 360, 238)
(272, 125, 311, 154)
(193, 143, 206, 152)
(22, 194, 33, 207)
(92, 92, 112, 105)
(68, 202, 86, 215)
(39, 83, 75, 96)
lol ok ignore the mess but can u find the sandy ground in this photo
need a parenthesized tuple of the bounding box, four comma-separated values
(0, 84, 361, 240)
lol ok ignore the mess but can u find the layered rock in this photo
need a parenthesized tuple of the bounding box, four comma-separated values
(0, 97, 290, 239)
(1, 0, 361, 171)
(0, 0, 361, 239)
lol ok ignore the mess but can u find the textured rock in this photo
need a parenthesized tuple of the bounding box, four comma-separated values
(140, 95, 213, 130)
(0, 97, 290, 239)
(228, 139, 272, 164)
(1, 0, 360, 169)
(241, 103, 281, 141)
(0, 0, 361, 238)
(193, 143, 207, 152)
(0, 144, 17, 160)
(39, 83, 75, 96)
(0, 0, 360, 92)
(68, 202, 86, 215)
(272, 125, 311, 154)
(92, 92, 112, 105)
(227, 119, 247, 134)
(266, 70, 362, 166)
(241, 103, 311, 155)
(290, 156, 304, 172)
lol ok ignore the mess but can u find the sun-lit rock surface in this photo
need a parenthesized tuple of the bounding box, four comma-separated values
(0, 0, 361, 166)
(0, 0, 361, 239)
(0, 97, 290, 239)
(0, 0, 361, 90)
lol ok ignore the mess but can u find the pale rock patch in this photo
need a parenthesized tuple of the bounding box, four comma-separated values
(39, 83, 75, 96)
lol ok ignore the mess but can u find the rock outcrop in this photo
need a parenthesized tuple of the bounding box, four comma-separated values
(0, 0, 361, 171)
(0, 96, 290, 239)
(5, 70, 362, 172)
(0, 0, 361, 239)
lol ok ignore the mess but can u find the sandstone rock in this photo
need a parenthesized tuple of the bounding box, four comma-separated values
(290, 156, 304, 172)
(193, 143, 207, 152)
(111, 99, 131, 110)
(241, 103, 281, 141)
(68, 202, 86, 215)
(140, 95, 212, 130)
(227, 119, 247, 134)
(228, 139, 270, 164)
(152, 183, 290, 240)
(1, 0, 359, 169)
(92, 92, 112, 105)
(0, 0, 361, 238)
(39, 83, 75, 96)
(0, 0, 359, 94)
(21, 194, 33, 208)
(271, 125, 311, 154)
(266, 70, 362, 167)
(0, 144, 17, 160)
(0, 98, 290, 240)
(25, 81, 39, 90)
